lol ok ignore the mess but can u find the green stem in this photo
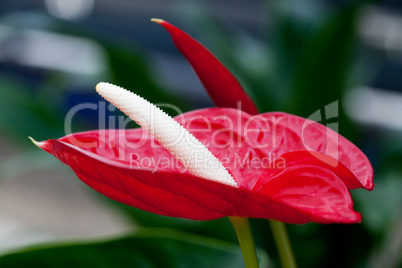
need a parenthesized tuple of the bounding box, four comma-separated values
(269, 220, 297, 268)
(229, 217, 259, 268)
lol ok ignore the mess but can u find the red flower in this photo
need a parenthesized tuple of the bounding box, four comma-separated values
(32, 20, 373, 224)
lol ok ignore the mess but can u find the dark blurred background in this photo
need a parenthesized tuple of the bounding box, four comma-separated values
(0, 0, 401, 267)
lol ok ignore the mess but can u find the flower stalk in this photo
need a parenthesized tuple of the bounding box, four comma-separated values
(270, 220, 297, 268)
(229, 217, 259, 268)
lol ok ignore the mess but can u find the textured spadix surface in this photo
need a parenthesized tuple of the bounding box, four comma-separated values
(96, 82, 237, 188)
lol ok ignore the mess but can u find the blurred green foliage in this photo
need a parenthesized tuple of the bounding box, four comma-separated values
(0, 0, 401, 268)
(0, 228, 268, 268)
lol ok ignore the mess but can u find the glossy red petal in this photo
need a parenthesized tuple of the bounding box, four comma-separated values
(252, 150, 365, 191)
(256, 165, 361, 223)
(154, 19, 259, 115)
(37, 137, 360, 223)
(33, 105, 370, 223)
(252, 112, 374, 190)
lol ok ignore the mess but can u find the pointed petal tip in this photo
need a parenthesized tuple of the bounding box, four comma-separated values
(151, 18, 165, 25)
(29, 136, 44, 148)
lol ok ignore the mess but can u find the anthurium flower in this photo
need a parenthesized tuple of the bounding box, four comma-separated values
(31, 19, 373, 225)
(32, 80, 372, 224)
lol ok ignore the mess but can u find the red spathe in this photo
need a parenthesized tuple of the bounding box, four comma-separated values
(38, 107, 372, 223)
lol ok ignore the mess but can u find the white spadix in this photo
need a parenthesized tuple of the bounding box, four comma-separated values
(96, 82, 238, 188)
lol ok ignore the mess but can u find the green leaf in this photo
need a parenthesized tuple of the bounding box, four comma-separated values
(0, 229, 268, 268)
